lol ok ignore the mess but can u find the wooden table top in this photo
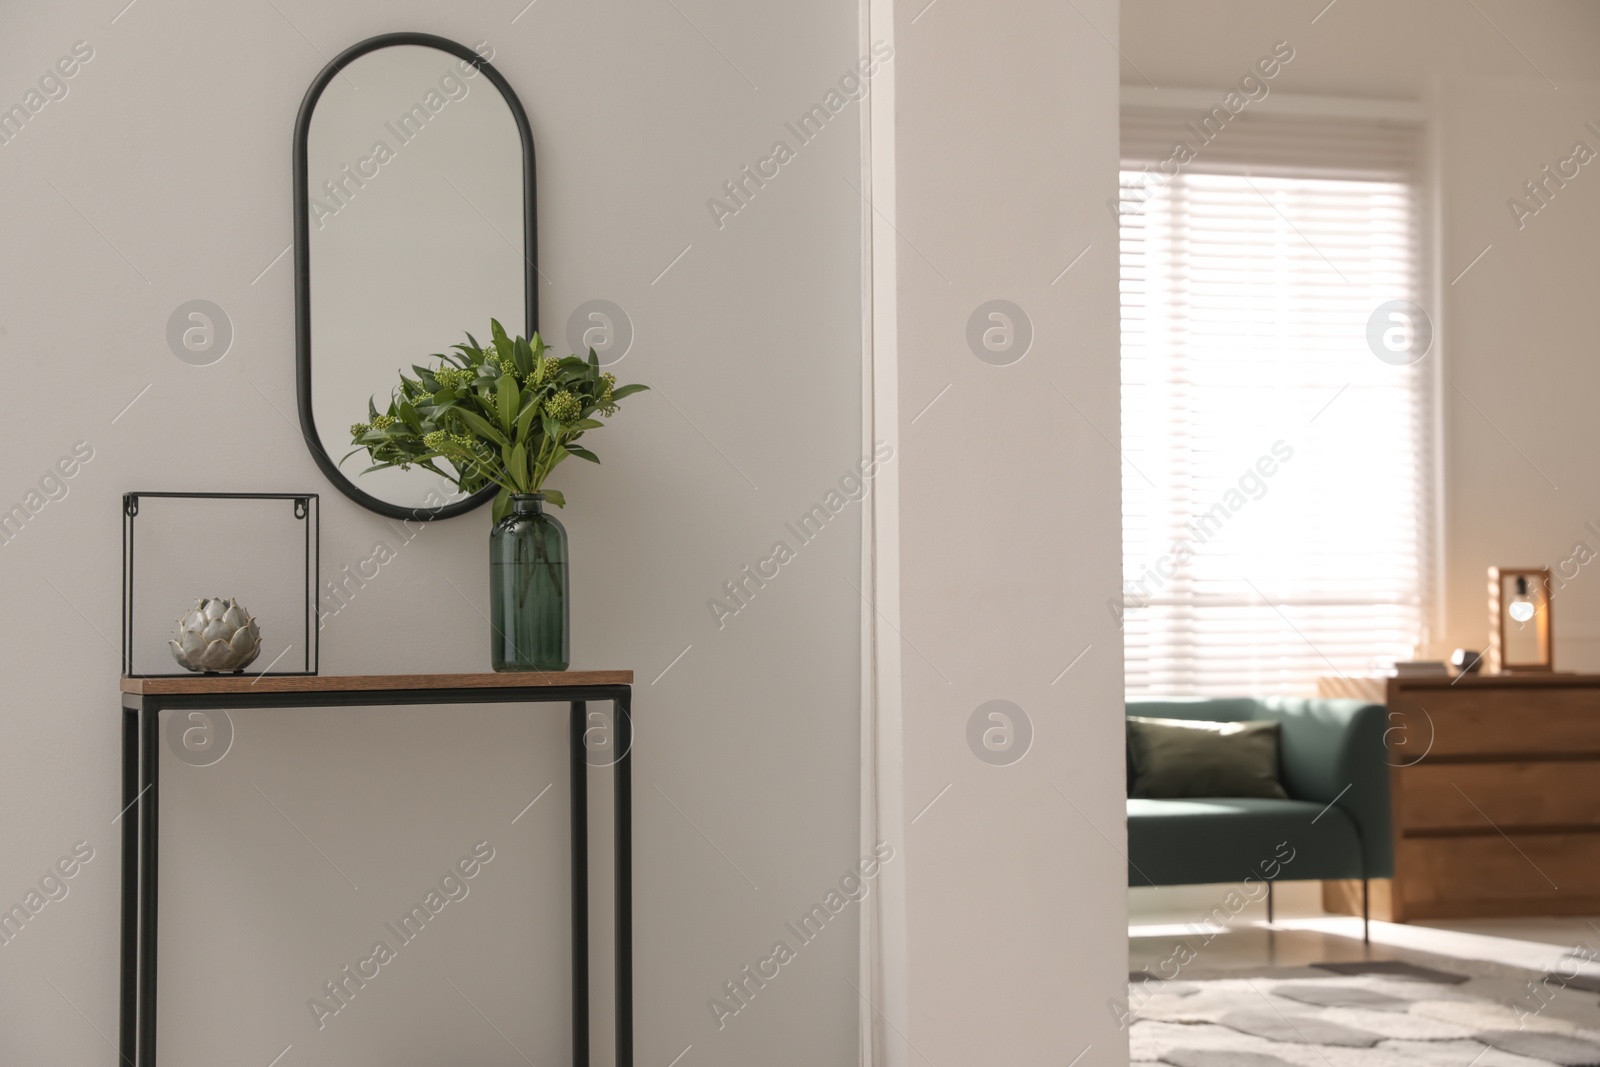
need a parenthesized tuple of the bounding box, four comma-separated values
(122, 671, 632, 695)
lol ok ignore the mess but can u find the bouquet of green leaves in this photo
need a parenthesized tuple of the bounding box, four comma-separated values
(346, 319, 647, 520)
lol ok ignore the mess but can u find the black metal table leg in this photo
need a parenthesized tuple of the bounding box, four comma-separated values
(614, 690, 632, 1067)
(570, 703, 590, 1067)
(139, 703, 159, 1066)
(119, 705, 138, 1066)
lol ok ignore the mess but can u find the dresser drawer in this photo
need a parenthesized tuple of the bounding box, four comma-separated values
(1397, 833, 1600, 917)
(1398, 761, 1600, 831)
(1389, 687, 1600, 758)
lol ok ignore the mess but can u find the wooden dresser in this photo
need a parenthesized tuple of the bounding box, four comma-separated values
(1329, 673, 1600, 922)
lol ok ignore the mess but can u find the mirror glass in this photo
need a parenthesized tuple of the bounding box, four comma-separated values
(297, 36, 533, 518)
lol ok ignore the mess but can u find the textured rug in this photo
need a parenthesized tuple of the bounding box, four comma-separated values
(1128, 959, 1600, 1066)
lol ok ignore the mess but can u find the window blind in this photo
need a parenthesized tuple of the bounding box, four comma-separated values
(1118, 108, 1433, 697)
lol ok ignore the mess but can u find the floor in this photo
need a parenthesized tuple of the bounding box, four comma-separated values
(1132, 915, 1600, 977)
(1131, 886, 1600, 1032)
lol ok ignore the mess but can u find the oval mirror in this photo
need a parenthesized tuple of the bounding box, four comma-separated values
(294, 33, 536, 519)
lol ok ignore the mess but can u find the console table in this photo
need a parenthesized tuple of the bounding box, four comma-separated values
(119, 671, 633, 1067)
(1325, 672, 1600, 922)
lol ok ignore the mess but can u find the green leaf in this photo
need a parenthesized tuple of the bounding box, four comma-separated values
(492, 485, 512, 524)
(567, 446, 600, 464)
(509, 440, 527, 491)
(609, 383, 649, 400)
(515, 397, 541, 440)
(497, 374, 518, 434)
(541, 489, 566, 508)
(575, 419, 604, 431)
(457, 408, 509, 446)
(513, 336, 534, 376)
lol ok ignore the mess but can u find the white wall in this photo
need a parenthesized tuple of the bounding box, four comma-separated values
(0, 1, 870, 1064)
(870, 0, 1128, 1063)
(1119, 0, 1600, 670)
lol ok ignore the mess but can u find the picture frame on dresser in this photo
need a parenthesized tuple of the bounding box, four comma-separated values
(1487, 565, 1554, 673)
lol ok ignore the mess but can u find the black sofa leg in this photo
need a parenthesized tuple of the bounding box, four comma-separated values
(1362, 878, 1370, 945)
(1266, 881, 1274, 924)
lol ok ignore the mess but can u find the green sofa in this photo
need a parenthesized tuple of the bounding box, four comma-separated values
(1126, 697, 1392, 938)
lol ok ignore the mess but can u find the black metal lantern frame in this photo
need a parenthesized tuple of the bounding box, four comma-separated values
(121, 492, 320, 677)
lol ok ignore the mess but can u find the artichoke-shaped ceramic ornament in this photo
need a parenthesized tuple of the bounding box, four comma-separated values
(169, 597, 261, 673)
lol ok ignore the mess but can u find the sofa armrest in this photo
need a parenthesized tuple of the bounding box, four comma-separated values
(1254, 698, 1392, 878)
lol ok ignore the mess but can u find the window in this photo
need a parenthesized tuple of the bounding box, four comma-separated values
(1118, 108, 1433, 697)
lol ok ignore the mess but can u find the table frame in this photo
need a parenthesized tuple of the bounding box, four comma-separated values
(119, 679, 632, 1067)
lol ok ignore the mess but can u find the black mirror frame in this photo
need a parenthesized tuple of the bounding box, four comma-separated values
(293, 32, 538, 521)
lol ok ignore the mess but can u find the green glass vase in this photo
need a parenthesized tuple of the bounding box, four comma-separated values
(490, 494, 569, 672)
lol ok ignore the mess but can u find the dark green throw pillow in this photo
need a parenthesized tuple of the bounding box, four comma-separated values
(1126, 717, 1287, 799)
